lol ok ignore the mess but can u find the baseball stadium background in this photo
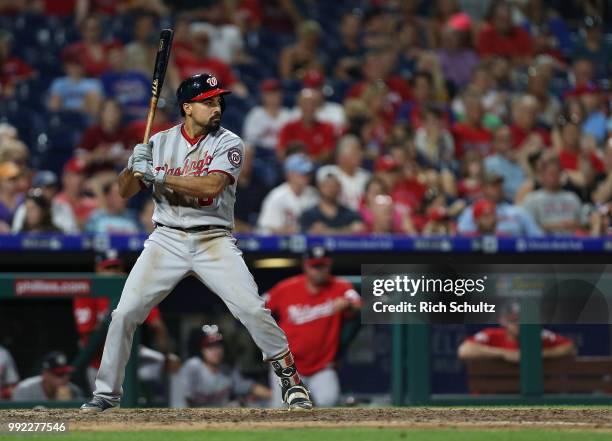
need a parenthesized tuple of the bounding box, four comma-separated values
(1, 0, 612, 440)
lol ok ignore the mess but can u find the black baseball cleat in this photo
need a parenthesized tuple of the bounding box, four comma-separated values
(284, 384, 313, 411)
(80, 396, 117, 413)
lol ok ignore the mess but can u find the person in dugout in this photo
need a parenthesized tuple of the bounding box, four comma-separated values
(265, 246, 362, 407)
(457, 301, 576, 363)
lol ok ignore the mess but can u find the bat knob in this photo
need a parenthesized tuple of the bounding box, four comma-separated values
(134, 172, 144, 179)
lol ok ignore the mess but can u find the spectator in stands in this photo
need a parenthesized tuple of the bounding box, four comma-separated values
(572, 16, 612, 79)
(124, 12, 160, 77)
(458, 172, 543, 236)
(329, 10, 363, 81)
(522, 156, 584, 235)
(179, 325, 271, 407)
(0, 344, 19, 399)
(0, 30, 34, 98)
(47, 47, 103, 118)
(457, 150, 484, 203)
(77, 99, 129, 174)
(509, 94, 549, 153)
(55, 158, 99, 229)
(472, 199, 497, 235)
(414, 105, 455, 172)
(257, 153, 318, 234)
(347, 47, 411, 103)
(575, 84, 607, 145)
(13, 191, 60, 233)
(235, 146, 268, 232)
(175, 26, 248, 97)
(300, 167, 365, 235)
(139, 199, 155, 234)
(100, 46, 151, 121)
(0, 161, 22, 233)
(477, 0, 533, 64)
(397, 71, 439, 129)
(65, 15, 120, 77)
(458, 301, 576, 362)
(421, 206, 455, 236)
(570, 58, 595, 90)
(435, 13, 479, 89)
(190, 5, 246, 65)
(452, 90, 493, 159)
(554, 109, 604, 188)
(360, 177, 415, 235)
(484, 125, 527, 201)
(85, 181, 141, 234)
(279, 20, 324, 79)
(12, 171, 78, 234)
(12, 351, 83, 401)
(526, 61, 561, 128)
(277, 88, 336, 163)
(326, 135, 370, 211)
(243, 79, 291, 153)
(290, 70, 346, 134)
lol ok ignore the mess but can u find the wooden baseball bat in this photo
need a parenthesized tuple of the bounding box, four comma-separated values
(134, 28, 174, 178)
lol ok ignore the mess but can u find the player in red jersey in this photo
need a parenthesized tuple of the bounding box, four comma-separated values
(264, 246, 361, 407)
(457, 301, 575, 363)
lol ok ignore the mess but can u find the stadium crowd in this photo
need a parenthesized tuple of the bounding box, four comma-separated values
(1, 0, 612, 237)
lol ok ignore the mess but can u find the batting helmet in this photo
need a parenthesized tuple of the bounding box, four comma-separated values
(176, 73, 231, 116)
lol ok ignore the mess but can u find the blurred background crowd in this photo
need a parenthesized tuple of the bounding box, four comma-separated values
(2, 0, 612, 237)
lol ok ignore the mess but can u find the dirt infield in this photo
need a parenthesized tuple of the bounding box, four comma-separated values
(1, 408, 612, 432)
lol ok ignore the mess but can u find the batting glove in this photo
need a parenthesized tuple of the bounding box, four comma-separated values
(133, 142, 153, 162)
(132, 158, 156, 185)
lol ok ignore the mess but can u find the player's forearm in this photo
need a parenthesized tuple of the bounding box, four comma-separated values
(117, 168, 142, 199)
(164, 174, 228, 199)
(543, 342, 576, 359)
(457, 341, 509, 360)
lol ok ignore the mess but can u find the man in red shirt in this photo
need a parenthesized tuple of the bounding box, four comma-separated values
(54, 158, 99, 230)
(477, 1, 533, 64)
(452, 91, 493, 158)
(265, 247, 361, 407)
(174, 27, 247, 97)
(73, 250, 179, 393)
(457, 301, 575, 363)
(277, 88, 337, 163)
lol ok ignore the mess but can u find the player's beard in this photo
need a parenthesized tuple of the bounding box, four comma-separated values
(205, 113, 222, 132)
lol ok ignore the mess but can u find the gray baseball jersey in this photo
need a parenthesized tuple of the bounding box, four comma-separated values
(12, 376, 83, 401)
(150, 124, 244, 228)
(0, 345, 19, 391)
(179, 357, 254, 407)
(92, 123, 290, 406)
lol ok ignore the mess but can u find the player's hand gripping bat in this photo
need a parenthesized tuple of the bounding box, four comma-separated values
(134, 28, 173, 179)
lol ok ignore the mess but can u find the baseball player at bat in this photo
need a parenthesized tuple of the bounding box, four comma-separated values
(81, 73, 313, 412)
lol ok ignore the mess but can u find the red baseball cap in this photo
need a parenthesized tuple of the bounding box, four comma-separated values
(260, 78, 281, 93)
(473, 199, 496, 219)
(375, 155, 401, 173)
(63, 158, 86, 174)
(447, 12, 471, 31)
(201, 325, 223, 347)
(303, 69, 325, 88)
